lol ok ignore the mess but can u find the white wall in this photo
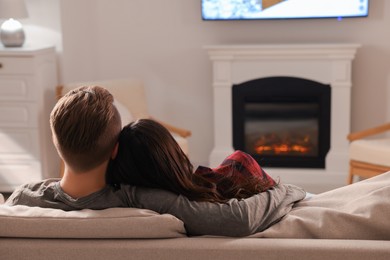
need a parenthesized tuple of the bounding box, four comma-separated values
(23, 0, 62, 51)
(24, 1, 390, 172)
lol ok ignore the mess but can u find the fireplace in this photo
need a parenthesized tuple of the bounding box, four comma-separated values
(232, 76, 331, 168)
(205, 44, 360, 192)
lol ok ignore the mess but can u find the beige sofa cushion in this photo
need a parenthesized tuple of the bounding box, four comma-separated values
(252, 171, 390, 240)
(0, 205, 186, 239)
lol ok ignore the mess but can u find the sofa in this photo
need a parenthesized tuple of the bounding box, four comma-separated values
(1, 172, 390, 260)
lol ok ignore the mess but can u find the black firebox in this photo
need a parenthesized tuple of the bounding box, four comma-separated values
(232, 76, 331, 168)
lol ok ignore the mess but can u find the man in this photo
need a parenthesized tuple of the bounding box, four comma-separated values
(6, 85, 305, 237)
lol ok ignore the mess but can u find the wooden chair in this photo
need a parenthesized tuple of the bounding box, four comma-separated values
(347, 123, 390, 184)
(56, 78, 191, 176)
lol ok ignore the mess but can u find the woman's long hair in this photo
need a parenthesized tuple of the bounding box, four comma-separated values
(107, 119, 275, 203)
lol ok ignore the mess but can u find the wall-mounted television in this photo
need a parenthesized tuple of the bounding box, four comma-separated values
(202, 0, 369, 21)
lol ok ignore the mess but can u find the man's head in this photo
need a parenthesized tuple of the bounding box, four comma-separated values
(50, 85, 121, 173)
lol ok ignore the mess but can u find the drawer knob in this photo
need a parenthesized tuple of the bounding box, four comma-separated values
(0, 63, 2, 69)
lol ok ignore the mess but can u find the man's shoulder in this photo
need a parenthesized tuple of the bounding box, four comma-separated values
(22, 178, 61, 190)
(5, 178, 61, 207)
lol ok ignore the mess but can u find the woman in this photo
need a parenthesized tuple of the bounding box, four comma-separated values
(107, 119, 277, 203)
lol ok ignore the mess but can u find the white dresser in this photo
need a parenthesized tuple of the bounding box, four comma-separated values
(0, 45, 58, 192)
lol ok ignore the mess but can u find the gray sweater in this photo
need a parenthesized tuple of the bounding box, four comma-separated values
(5, 179, 306, 237)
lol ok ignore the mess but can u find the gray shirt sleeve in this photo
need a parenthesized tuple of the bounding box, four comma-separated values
(4, 184, 25, 206)
(123, 183, 306, 237)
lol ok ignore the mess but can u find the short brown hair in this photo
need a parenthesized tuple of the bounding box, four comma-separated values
(50, 86, 121, 172)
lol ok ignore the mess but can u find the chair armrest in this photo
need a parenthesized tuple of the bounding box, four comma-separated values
(347, 122, 390, 141)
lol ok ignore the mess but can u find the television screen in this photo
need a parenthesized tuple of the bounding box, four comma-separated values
(202, 0, 369, 20)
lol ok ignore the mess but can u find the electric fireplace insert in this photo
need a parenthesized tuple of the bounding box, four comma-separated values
(233, 76, 331, 168)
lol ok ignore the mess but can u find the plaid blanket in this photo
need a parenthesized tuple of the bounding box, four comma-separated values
(195, 150, 277, 199)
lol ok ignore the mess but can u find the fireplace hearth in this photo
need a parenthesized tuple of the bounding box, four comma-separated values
(232, 76, 331, 168)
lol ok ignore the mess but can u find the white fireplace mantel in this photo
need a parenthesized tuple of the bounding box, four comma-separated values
(205, 44, 360, 193)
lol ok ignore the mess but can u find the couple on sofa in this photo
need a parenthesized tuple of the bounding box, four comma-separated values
(5, 85, 390, 240)
(5, 85, 305, 237)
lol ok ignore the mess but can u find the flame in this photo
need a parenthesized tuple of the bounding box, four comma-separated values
(254, 134, 313, 155)
(255, 144, 310, 154)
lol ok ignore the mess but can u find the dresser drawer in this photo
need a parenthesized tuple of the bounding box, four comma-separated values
(0, 57, 35, 75)
(0, 129, 40, 159)
(0, 103, 38, 127)
(0, 76, 37, 101)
